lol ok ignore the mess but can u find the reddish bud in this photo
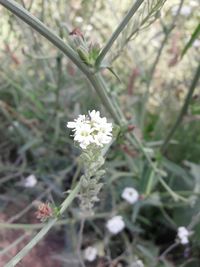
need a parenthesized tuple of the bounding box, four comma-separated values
(35, 202, 53, 222)
(128, 125, 135, 132)
(139, 195, 145, 200)
(69, 28, 84, 39)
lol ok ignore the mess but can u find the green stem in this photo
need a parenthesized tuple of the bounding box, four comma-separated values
(59, 181, 81, 214)
(88, 73, 122, 124)
(5, 219, 57, 267)
(145, 168, 155, 196)
(0, 212, 110, 230)
(4, 181, 81, 267)
(158, 176, 187, 202)
(95, 0, 144, 67)
(161, 62, 200, 153)
(188, 211, 200, 230)
(0, 233, 27, 256)
(141, 0, 184, 129)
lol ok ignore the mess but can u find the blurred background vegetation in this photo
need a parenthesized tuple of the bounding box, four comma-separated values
(0, 0, 200, 266)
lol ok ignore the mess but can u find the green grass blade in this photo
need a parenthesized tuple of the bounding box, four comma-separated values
(181, 23, 200, 58)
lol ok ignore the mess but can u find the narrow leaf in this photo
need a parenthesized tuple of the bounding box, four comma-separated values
(181, 23, 200, 58)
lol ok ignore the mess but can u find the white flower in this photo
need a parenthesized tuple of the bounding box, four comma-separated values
(122, 187, 139, 204)
(67, 115, 88, 130)
(74, 123, 94, 149)
(67, 110, 112, 149)
(106, 216, 125, 235)
(24, 174, 37, 188)
(177, 226, 190, 245)
(84, 246, 97, 262)
(193, 40, 200, 48)
(86, 24, 93, 31)
(131, 259, 144, 267)
(75, 16, 83, 23)
(180, 6, 192, 16)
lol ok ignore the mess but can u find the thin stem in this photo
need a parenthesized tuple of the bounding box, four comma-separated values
(4, 181, 81, 267)
(188, 210, 200, 230)
(161, 62, 200, 153)
(0, 212, 110, 230)
(140, 0, 185, 128)
(55, 53, 63, 113)
(5, 218, 57, 267)
(159, 242, 179, 260)
(77, 219, 86, 267)
(149, 0, 184, 87)
(158, 176, 187, 202)
(95, 0, 144, 67)
(0, 233, 27, 256)
(145, 168, 155, 196)
(88, 73, 122, 124)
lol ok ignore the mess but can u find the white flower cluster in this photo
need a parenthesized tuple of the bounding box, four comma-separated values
(84, 246, 98, 262)
(122, 187, 139, 204)
(131, 259, 144, 267)
(106, 215, 125, 235)
(67, 110, 112, 149)
(177, 226, 190, 245)
(24, 174, 37, 188)
(193, 40, 200, 48)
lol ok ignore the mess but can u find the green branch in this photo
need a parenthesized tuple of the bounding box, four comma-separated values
(95, 0, 144, 67)
(161, 62, 200, 153)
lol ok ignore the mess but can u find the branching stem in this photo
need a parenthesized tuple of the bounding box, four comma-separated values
(95, 0, 144, 67)
(161, 62, 200, 153)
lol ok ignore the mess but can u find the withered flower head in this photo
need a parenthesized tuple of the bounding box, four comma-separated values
(69, 28, 84, 39)
(35, 202, 53, 222)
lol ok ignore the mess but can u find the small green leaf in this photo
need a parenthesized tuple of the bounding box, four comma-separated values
(107, 67, 121, 82)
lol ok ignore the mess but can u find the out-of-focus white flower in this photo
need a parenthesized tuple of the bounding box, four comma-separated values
(193, 39, 200, 48)
(122, 187, 139, 204)
(131, 259, 144, 267)
(84, 246, 97, 262)
(171, 5, 192, 16)
(67, 110, 112, 149)
(24, 174, 37, 188)
(177, 226, 190, 245)
(86, 24, 93, 31)
(75, 16, 83, 23)
(106, 216, 125, 235)
(190, 0, 199, 7)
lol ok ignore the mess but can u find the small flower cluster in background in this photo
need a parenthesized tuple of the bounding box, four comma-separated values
(177, 226, 190, 245)
(23, 174, 37, 188)
(67, 110, 112, 149)
(122, 187, 139, 204)
(106, 215, 125, 235)
(106, 187, 139, 235)
(131, 259, 145, 267)
(84, 246, 98, 262)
